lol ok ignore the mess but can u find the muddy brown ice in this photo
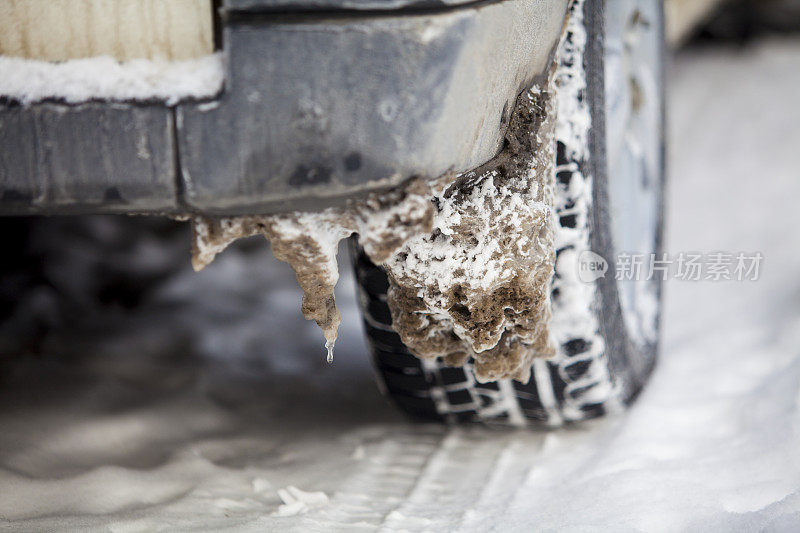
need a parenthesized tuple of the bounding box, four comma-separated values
(191, 79, 557, 383)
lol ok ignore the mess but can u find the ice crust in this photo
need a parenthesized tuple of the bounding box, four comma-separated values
(192, 78, 558, 382)
(191, 178, 434, 361)
(384, 85, 558, 383)
(191, 15, 571, 383)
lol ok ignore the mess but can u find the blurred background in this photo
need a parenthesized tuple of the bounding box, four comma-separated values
(1, 1, 799, 530)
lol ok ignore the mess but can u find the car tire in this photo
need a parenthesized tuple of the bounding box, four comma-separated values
(351, 0, 665, 427)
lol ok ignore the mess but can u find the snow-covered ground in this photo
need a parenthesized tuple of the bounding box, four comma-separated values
(1, 37, 800, 531)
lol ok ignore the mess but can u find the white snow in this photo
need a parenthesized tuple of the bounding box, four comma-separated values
(1, 36, 799, 531)
(548, 0, 620, 420)
(272, 486, 329, 517)
(0, 53, 224, 105)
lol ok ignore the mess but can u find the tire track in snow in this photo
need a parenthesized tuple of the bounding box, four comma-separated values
(377, 429, 519, 532)
(458, 435, 547, 532)
(285, 429, 445, 532)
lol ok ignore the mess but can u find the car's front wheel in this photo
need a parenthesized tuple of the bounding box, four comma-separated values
(352, 0, 665, 426)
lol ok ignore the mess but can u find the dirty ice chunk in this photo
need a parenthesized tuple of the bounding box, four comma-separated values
(190, 178, 434, 365)
(382, 83, 558, 383)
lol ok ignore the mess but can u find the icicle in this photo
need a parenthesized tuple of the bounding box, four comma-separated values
(326, 340, 335, 364)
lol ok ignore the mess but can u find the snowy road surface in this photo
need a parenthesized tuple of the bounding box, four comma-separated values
(1, 38, 800, 531)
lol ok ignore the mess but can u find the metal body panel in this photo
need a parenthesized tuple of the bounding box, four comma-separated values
(225, 0, 476, 11)
(0, 0, 568, 215)
(0, 104, 176, 214)
(178, 0, 568, 213)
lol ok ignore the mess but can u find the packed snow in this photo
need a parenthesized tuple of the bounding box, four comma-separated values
(0, 53, 223, 105)
(1, 36, 799, 531)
